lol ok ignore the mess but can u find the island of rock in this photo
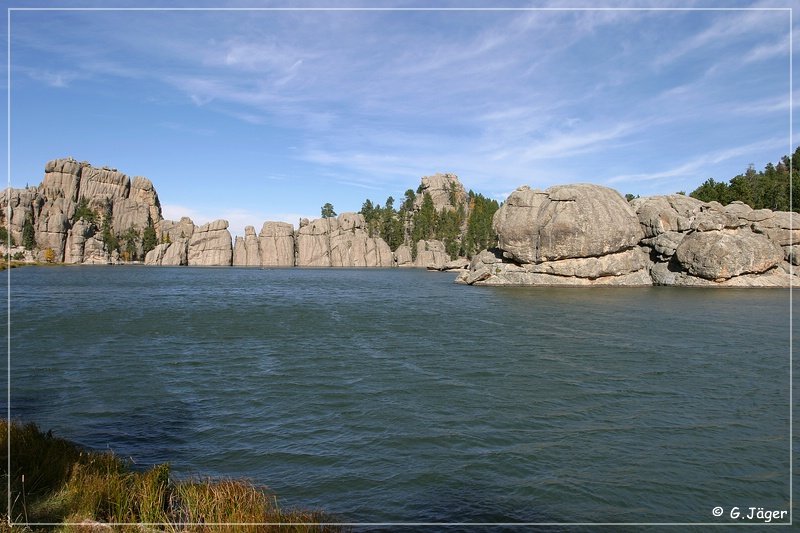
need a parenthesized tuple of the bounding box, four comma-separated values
(2, 157, 796, 287)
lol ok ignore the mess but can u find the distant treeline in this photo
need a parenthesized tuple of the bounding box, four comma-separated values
(689, 146, 800, 212)
(358, 186, 499, 260)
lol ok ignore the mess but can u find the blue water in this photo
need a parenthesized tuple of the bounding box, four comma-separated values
(4, 266, 793, 525)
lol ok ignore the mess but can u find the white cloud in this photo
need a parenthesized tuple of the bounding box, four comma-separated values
(606, 137, 788, 185)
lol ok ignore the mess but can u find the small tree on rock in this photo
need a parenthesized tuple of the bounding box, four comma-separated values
(321, 203, 336, 219)
(22, 214, 36, 250)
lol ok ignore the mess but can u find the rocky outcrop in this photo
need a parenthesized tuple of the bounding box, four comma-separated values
(296, 217, 335, 267)
(161, 238, 189, 266)
(259, 222, 295, 267)
(1, 157, 163, 263)
(415, 240, 449, 269)
(161, 217, 195, 242)
(494, 184, 644, 263)
(233, 226, 261, 266)
(187, 219, 233, 266)
(459, 183, 798, 287)
(394, 244, 413, 267)
(631, 195, 796, 287)
(413, 173, 467, 212)
(459, 184, 650, 286)
(296, 213, 393, 267)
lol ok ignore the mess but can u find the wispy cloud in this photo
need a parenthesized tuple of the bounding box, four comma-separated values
(607, 137, 788, 185)
(24, 68, 78, 88)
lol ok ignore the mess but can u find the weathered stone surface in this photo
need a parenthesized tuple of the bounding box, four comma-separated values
(187, 220, 232, 266)
(161, 217, 195, 241)
(144, 243, 170, 266)
(80, 166, 130, 202)
(641, 231, 684, 259)
(2, 187, 38, 245)
(42, 158, 82, 204)
(232, 226, 260, 266)
(631, 194, 702, 237)
(259, 222, 295, 267)
(296, 217, 335, 267)
(785, 245, 800, 266)
(82, 236, 110, 264)
(435, 258, 470, 271)
(295, 213, 393, 267)
(35, 200, 70, 261)
(689, 209, 740, 232)
(130, 176, 162, 235)
(650, 261, 792, 287)
(674, 229, 783, 280)
(161, 238, 189, 266)
(633, 194, 798, 287)
(494, 184, 643, 263)
(523, 247, 650, 279)
(415, 239, 449, 269)
(64, 219, 94, 264)
(111, 198, 151, 237)
(413, 173, 468, 212)
(394, 244, 413, 267)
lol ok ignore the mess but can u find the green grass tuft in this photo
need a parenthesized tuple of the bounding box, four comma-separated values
(1, 420, 346, 532)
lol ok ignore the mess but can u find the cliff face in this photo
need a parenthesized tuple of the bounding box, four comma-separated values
(458, 184, 798, 287)
(2, 158, 162, 263)
(1, 158, 234, 266)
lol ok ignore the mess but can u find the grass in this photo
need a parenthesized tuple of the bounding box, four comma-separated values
(1, 420, 346, 532)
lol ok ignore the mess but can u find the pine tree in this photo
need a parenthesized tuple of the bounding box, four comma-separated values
(321, 203, 336, 218)
(22, 213, 36, 250)
(142, 214, 158, 256)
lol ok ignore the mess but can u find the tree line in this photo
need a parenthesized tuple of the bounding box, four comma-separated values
(689, 146, 800, 212)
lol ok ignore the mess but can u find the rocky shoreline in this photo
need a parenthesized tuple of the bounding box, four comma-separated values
(2, 157, 797, 287)
(457, 184, 797, 287)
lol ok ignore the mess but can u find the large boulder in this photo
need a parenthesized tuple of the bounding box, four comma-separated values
(460, 184, 649, 286)
(493, 184, 643, 263)
(187, 219, 232, 266)
(674, 229, 783, 280)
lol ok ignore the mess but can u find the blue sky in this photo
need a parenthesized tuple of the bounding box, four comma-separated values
(4, 1, 798, 237)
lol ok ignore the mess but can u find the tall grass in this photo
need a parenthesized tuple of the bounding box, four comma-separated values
(1, 420, 345, 531)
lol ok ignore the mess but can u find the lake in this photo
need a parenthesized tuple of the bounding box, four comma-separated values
(5, 266, 793, 526)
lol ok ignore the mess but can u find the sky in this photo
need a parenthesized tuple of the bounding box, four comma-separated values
(4, 0, 799, 238)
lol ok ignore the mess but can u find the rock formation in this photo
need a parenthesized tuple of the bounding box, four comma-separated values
(459, 184, 652, 286)
(6, 157, 797, 286)
(631, 195, 795, 287)
(187, 220, 233, 266)
(259, 222, 295, 266)
(233, 226, 261, 266)
(413, 173, 467, 213)
(296, 213, 392, 267)
(2, 157, 163, 263)
(459, 184, 798, 287)
(414, 240, 449, 269)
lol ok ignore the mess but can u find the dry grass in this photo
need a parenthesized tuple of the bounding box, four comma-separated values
(1, 420, 346, 532)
